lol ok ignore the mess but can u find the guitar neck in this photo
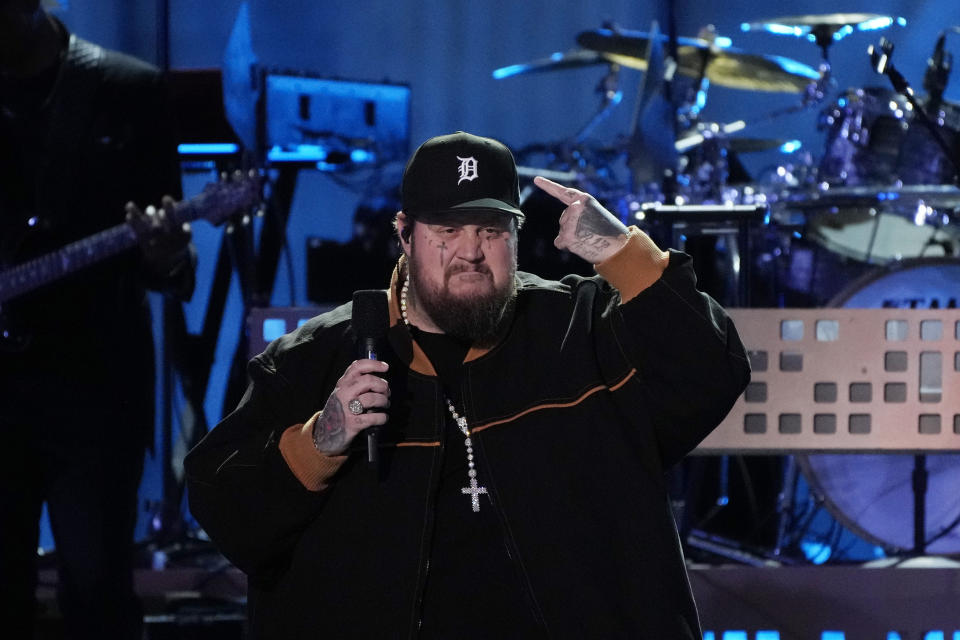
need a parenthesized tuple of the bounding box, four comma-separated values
(0, 223, 138, 304)
(0, 174, 259, 306)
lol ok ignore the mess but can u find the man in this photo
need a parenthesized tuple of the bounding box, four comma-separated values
(0, 1, 194, 638)
(186, 131, 749, 638)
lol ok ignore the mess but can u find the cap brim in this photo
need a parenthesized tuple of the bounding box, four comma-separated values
(408, 198, 524, 223)
(450, 198, 524, 217)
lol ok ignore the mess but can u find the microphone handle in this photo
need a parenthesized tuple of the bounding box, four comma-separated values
(360, 337, 380, 466)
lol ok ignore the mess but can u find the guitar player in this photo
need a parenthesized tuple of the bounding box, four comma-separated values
(0, 1, 195, 637)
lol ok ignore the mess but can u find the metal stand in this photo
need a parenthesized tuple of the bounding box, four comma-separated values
(912, 454, 928, 555)
(774, 455, 799, 557)
(870, 38, 960, 185)
(150, 165, 291, 552)
(642, 203, 767, 308)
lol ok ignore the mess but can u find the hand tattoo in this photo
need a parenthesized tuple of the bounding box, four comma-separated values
(568, 207, 624, 261)
(575, 209, 624, 239)
(312, 396, 347, 455)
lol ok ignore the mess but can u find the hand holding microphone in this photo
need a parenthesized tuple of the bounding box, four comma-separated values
(351, 290, 390, 465)
(311, 290, 390, 461)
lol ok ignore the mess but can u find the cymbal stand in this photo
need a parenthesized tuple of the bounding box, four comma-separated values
(923, 27, 960, 115)
(673, 60, 831, 155)
(869, 37, 960, 185)
(663, 0, 681, 203)
(809, 24, 837, 88)
(680, 24, 721, 124)
(573, 64, 624, 144)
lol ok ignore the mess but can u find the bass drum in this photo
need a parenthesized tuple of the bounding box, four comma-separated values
(797, 259, 960, 554)
(805, 201, 960, 265)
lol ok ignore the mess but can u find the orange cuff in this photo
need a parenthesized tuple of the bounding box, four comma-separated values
(278, 411, 348, 492)
(595, 226, 669, 302)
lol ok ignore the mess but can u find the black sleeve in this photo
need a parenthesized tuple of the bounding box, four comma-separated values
(604, 251, 751, 467)
(185, 350, 328, 582)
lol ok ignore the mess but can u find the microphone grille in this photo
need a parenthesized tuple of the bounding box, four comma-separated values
(352, 289, 389, 340)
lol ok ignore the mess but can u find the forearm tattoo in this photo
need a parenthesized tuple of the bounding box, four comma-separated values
(312, 395, 348, 454)
(570, 211, 623, 261)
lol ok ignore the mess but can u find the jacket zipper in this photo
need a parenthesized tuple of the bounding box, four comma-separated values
(474, 432, 552, 636)
(408, 391, 446, 638)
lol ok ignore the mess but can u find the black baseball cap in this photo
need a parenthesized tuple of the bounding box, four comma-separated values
(401, 131, 525, 225)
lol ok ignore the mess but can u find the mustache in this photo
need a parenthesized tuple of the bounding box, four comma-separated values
(446, 263, 493, 277)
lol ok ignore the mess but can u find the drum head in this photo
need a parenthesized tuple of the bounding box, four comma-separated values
(807, 206, 957, 264)
(797, 259, 960, 554)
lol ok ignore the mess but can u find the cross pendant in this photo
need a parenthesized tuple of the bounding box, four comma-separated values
(461, 476, 488, 512)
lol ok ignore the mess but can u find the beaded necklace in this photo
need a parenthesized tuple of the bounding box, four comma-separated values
(401, 277, 488, 512)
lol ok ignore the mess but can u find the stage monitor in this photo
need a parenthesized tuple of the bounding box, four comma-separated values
(263, 73, 411, 169)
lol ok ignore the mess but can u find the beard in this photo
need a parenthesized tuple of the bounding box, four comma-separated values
(408, 252, 517, 347)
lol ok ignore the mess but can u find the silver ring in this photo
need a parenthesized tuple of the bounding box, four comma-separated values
(348, 398, 364, 415)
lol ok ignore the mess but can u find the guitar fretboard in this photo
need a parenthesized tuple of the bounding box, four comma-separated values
(0, 174, 259, 306)
(0, 225, 138, 304)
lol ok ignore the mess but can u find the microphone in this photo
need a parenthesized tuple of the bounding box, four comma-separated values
(352, 289, 389, 466)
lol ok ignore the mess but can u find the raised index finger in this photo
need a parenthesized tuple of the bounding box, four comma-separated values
(533, 176, 586, 206)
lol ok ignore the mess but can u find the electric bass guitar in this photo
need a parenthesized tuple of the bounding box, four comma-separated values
(0, 171, 262, 351)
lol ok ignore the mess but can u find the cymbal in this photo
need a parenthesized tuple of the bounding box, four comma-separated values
(576, 28, 819, 93)
(492, 49, 608, 79)
(741, 14, 904, 45)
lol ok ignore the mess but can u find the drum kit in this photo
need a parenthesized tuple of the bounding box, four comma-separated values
(498, 14, 960, 559)
(495, 13, 960, 309)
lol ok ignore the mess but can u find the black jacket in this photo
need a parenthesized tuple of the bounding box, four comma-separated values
(185, 250, 750, 639)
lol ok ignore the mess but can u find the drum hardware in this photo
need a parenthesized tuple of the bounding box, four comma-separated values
(494, 22, 822, 213)
(816, 86, 912, 186)
(921, 29, 954, 114)
(786, 32, 960, 266)
(741, 14, 907, 175)
(574, 63, 624, 144)
(740, 13, 906, 63)
(494, 47, 627, 195)
(496, 16, 960, 563)
(624, 20, 682, 200)
(869, 37, 960, 185)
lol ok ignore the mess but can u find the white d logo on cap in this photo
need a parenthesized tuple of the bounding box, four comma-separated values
(457, 156, 478, 184)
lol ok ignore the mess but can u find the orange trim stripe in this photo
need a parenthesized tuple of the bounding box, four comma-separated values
(388, 368, 637, 446)
(472, 368, 637, 434)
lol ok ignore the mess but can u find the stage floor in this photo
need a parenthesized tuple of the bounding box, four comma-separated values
(34, 558, 960, 639)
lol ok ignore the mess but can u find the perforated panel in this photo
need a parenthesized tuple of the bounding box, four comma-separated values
(697, 308, 960, 453)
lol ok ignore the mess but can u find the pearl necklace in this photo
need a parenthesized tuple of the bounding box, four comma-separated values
(401, 277, 488, 512)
